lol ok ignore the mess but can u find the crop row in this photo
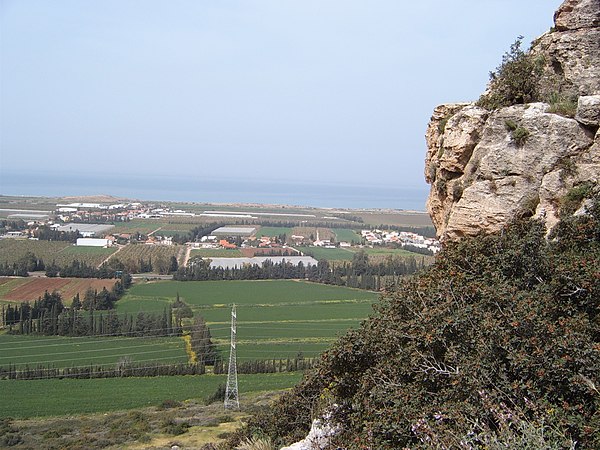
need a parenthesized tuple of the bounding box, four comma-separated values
(112, 244, 184, 273)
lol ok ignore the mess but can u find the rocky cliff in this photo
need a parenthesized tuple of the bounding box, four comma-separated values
(425, 0, 600, 241)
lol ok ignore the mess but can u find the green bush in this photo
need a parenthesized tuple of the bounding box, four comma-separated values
(161, 419, 190, 435)
(205, 383, 226, 405)
(505, 119, 530, 146)
(548, 92, 578, 118)
(235, 188, 600, 449)
(560, 182, 594, 216)
(477, 37, 544, 110)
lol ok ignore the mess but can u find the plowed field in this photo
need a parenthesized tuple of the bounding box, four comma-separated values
(0, 277, 117, 302)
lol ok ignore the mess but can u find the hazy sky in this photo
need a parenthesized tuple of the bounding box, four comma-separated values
(1, 0, 563, 194)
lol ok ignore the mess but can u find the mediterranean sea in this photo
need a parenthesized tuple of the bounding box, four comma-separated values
(0, 171, 429, 211)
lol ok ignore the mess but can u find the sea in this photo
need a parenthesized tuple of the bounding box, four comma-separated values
(0, 171, 429, 211)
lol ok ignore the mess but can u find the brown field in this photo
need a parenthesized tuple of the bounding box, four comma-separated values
(0, 277, 117, 302)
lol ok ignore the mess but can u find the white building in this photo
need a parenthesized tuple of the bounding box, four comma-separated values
(76, 238, 111, 247)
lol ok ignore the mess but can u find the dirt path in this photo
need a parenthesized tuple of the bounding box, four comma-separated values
(97, 244, 126, 269)
(181, 244, 192, 268)
(147, 227, 162, 236)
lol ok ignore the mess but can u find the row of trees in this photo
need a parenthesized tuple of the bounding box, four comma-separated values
(1, 282, 180, 337)
(45, 260, 133, 281)
(0, 361, 205, 380)
(0, 356, 314, 380)
(174, 252, 426, 291)
(33, 226, 80, 242)
(212, 356, 316, 374)
(4, 306, 181, 338)
(0, 251, 45, 276)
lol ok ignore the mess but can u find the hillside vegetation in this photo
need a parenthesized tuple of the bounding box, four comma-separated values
(230, 188, 600, 448)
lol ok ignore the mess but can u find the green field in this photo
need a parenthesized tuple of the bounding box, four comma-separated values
(0, 334, 187, 369)
(0, 373, 302, 418)
(332, 228, 362, 243)
(110, 220, 166, 234)
(363, 247, 421, 257)
(296, 245, 429, 262)
(255, 226, 294, 238)
(295, 246, 355, 261)
(118, 280, 379, 360)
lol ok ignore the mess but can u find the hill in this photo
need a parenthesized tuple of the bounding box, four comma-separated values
(231, 184, 599, 450)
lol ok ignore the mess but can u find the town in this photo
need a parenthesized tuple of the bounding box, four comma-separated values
(0, 200, 441, 260)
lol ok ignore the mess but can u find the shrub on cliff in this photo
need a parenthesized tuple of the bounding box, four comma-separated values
(477, 37, 545, 110)
(232, 188, 599, 449)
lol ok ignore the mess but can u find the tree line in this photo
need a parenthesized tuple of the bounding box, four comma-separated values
(0, 278, 184, 338)
(174, 251, 426, 291)
(212, 356, 316, 374)
(34, 226, 80, 242)
(44, 259, 134, 280)
(0, 251, 45, 276)
(0, 361, 205, 380)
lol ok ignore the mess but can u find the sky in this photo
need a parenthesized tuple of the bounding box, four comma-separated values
(0, 0, 563, 203)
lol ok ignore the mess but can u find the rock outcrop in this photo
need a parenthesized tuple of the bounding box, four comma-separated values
(425, 0, 600, 241)
(280, 416, 338, 450)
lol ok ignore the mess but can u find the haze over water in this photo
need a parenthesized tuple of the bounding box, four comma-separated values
(1, 171, 428, 210)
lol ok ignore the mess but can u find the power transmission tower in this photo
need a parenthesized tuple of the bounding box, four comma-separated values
(224, 304, 239, 409)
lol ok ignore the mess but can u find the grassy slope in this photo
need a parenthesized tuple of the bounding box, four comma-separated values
(0, 373, 302, 418)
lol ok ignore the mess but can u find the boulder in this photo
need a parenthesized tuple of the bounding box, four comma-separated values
(575, 95, 600, 126)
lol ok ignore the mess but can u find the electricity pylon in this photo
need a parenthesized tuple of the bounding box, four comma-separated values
(224, 304, 239, 409)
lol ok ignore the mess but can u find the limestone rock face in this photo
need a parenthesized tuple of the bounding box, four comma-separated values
(425, 0, 600, 241)
(532, 0, 600, 97)
(554, 0, 600, 31)
(534, 27, 600, 97)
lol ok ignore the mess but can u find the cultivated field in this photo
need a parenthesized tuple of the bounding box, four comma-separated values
(291, 227, 335, 240)
(355, 210, 433, 227)
(111, 220, 198, 236)
(0, 277, 118, 302)
(0, 239, 116, 267)
(0, 372, 302, 418)
(296, 246, 355, 261)
(0, 334, 187, 369)
(117, 280, 379, 361)
(332, 228, 362, 243)
(113, 243, 184, 273)
(255, 226, 294, 237)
